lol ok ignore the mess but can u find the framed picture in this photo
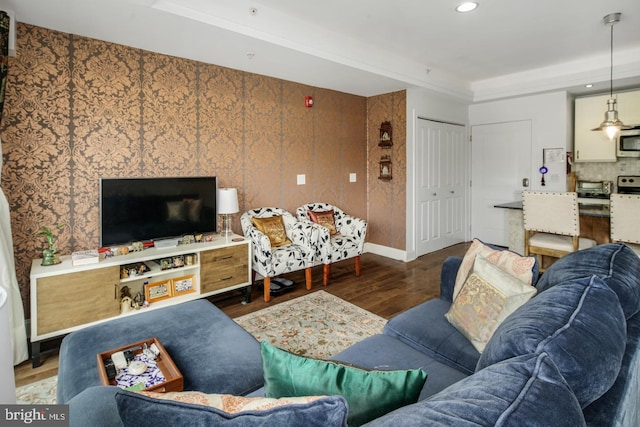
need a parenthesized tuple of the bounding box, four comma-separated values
(145, 280, 173, 303)
(172, 275, 196, 296)
(378, 121, 393, 147)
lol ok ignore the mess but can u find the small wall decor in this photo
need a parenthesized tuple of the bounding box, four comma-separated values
(379, 155, 392, 180)
(379, 121, 393, 147)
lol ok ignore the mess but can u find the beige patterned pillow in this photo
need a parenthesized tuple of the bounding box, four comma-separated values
(446, 255, 537, 353)
(136, 391, 327, 413)
(453, 239, 536, 301)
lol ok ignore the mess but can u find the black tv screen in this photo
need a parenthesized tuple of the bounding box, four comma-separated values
(100, 177, 217, 247)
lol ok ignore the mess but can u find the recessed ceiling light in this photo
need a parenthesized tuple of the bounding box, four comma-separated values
(456, 2, 479, 13)
(585, 84, 593, 88)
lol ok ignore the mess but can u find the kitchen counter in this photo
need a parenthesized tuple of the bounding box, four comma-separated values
(494, 201, 611, 218)
(493, 200, 611, 255)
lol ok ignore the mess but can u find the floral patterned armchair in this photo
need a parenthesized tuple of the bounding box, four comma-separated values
(241, 207, 316, 302)
(296, 203, 367, 286)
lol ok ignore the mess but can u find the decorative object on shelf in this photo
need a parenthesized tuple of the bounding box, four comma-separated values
(121, 262, 150, 278)
(379, 155, 392, 180)
(71, 249, 100, 266)
(184, 253, 197, 266)
(172, 275, 196, 296)
(144, 279, 173, 303)
(591, 12, 631, 140)
(217, 188, 239, 237)
(34, 224, 65, 266)
(131, 241, 144, 252)
(378, 121, 393, 147)
(181, 234, 195, 245)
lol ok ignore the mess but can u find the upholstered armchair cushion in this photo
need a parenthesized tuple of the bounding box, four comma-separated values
(296, 203, 367, 265)
(241, 207, 316, 278)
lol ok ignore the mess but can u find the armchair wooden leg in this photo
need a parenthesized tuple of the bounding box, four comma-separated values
(354, 256, 361, 277)
(323, 264, 330, 286)
(263, 277, 271, 303)
(305, 268, 312, 290)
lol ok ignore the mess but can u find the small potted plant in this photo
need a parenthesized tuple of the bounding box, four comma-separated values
(35, 224, 65, 266)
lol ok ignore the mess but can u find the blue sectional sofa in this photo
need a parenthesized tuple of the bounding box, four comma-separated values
(61, 243, 640, 426)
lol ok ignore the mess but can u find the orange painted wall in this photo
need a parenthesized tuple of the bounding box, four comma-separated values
(2, 24, 389, 315)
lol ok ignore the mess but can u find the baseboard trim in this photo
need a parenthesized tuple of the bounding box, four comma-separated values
(364, 243, 408, 262)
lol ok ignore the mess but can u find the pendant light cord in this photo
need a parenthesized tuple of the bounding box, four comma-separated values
(609, 22, 614, 98)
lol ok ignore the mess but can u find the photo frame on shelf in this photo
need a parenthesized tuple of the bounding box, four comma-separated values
(172, 274, 196, 296)
(144, 279, 173, 303)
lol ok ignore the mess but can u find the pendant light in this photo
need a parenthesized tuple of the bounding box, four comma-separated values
(591, 12, 630, 140)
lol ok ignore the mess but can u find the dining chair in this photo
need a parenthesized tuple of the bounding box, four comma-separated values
(522, 191, 597, 271)
(610, 193, 640, 257)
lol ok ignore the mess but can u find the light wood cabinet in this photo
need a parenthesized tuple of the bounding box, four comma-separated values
(200, 245, 249, 294)
(36, 266, 120, 335)
(30, 236, 251, 367)
(574, 90, 640, 162)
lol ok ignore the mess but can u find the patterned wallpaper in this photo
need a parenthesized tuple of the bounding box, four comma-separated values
(367, 92, 407, 249)
(0, 24, 412, 316)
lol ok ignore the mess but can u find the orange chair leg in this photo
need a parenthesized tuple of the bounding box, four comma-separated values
(323, 264, 330, 286)
(305, 268, 312, 290)
(355, 256, 361, 277)
(263, 277, 271, 303)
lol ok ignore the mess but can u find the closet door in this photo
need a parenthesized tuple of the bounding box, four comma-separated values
(416, 118, 466, 256)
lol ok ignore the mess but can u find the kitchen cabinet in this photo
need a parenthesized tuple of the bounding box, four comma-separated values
(574, 90, 640, 163)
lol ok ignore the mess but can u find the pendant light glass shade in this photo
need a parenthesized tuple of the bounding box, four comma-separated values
(591, 13, 630, 140)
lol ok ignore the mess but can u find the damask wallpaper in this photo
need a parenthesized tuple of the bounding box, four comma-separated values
(0, 23, 406, 316)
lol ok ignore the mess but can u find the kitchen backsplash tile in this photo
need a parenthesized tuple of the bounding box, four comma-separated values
(573, 159, 640, 188)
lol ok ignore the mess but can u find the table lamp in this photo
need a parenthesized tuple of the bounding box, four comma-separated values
(217, 188, 239, 237)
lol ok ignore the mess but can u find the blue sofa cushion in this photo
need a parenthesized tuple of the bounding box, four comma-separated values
(536, 243, 640, 319)
(384, 299, 480, 374)
(57, 300, 264, 403)
(362, 352, 585, 427)
(331, 334, 469, 401)
(583, 313, 640, 426)
(114, 388, 349, 427)
(261, 341, 427, 427)
(477, 276, 626, 408)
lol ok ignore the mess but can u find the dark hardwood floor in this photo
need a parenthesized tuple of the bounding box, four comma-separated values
(14, 242, 470, 387)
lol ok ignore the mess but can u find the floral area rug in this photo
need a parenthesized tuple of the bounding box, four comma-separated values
(16, 375, 57, 404)
(16, 291, 386, 404)
(234, 290, 387, 359)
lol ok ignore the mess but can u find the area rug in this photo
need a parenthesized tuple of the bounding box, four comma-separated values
(234, 290, 387, 359)
(16, 291, 386, 404)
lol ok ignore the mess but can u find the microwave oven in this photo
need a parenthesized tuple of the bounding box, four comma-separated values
(617, 129, 640, 158)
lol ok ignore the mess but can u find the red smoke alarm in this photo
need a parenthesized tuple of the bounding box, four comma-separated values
(305, 96, 314, 108)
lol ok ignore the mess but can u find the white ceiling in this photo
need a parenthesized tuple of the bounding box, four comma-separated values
(1, 0, 640, 102)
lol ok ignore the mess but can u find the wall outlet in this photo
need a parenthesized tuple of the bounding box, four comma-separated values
(297, 174, 306, 185)
(349, 173, 357, 182)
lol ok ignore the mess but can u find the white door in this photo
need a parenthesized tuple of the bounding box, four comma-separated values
(471, 121, 532, 246)
(416, 118, 467, 256)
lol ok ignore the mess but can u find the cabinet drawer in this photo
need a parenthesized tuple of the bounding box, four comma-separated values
(200, 245, 249, 293)
(36, 266, 120, 335)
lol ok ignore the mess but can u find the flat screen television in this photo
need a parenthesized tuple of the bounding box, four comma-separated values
(100, 177, 217, 247)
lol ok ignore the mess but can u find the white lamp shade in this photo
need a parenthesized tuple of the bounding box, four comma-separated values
(217, 188, 239, 214)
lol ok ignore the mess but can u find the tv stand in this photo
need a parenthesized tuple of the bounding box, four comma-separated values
(29, 235, 251, 368)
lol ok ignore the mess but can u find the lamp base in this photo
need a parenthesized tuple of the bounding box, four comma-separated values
(220, 214, 233, 237)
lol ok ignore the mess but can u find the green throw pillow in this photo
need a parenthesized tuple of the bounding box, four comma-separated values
(260, 341, 427, 427)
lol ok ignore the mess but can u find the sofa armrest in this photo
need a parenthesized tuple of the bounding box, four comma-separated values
(440, 256, 463, 303)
